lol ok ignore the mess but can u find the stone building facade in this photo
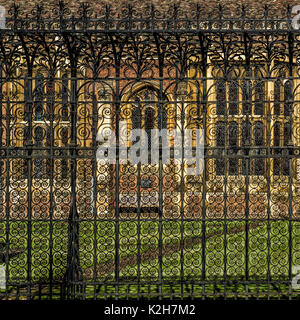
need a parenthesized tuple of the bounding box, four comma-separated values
(0, 0, 299, 220)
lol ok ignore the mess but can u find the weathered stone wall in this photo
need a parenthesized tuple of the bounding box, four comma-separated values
(0, 0, 298, 19)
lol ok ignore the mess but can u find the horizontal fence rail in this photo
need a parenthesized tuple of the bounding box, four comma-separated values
(0, 1, 299, 300)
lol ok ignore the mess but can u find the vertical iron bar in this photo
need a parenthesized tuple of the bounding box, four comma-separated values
(110, 34, 123, 299)
(48, 74, 55, 299)
(243, 33, 251, 297)
(245, 153, 250, 297)
(154, 32, 164, 300)
(158, 96, 163, 299)
(25, 70, 33, 300)
(65, 64, 82, 299)
(136, 160, 141, 298)
(92, 75, 98, 300)
(223, 76, 228, 298)
(179, 91, 185, 300)
(3, 67, 11, 300)
(266, 97, 272, 298)
(114, 57, 120, 301)
(288, 156, 293, 299)
(135, 87, 142, 299)
(287, 32, 294, 299)
(199, 32, 208, 299)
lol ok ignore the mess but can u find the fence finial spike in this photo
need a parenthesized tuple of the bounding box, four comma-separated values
(173, 3, 178, 19)
(58, 0, 66, 11)
(263, 4, 269, 17)
(241, 4, 246, 16)
(105, 3, 111, 12)
(10, 2, 20, 19)
(286, 3, 292, 17)
(218, 4, 223, 18)
(13, 2, 19, 12)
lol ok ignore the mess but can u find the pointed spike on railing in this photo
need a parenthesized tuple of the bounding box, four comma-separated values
(127, 3, 133, 29)
(151, 3, 154, 16)
(37, 4, 43, 18)
(59, 0, 65, 9)
(218, 4, 223, 18)
(127, 3, 133, 14)
(12, 2, 20, 18)
(150, 4, 155, 30)
(241, 4, 246, 18)
(196, 3, 201, 20)
(173, 4, 178, 17)
(58, 0, 66, 29)
(35, 4, 43, 28)
(36, 4, 43, 13)
(105, 4, 111, 17)
(286, 4, 292, 19)
(263, 4, 269, 18)
(59, 0, 66, 15)
(80, 2, 89, 30)
(104, 4, 111, 30)
(80, 2, 89, 15)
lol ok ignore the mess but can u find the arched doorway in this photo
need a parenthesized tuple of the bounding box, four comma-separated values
(119, 85, 170, 217)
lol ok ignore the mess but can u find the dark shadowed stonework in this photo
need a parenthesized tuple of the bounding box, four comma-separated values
(0, 0, 299, 18)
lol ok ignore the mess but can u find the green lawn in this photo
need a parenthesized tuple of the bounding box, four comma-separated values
(0, 219, 299, 299)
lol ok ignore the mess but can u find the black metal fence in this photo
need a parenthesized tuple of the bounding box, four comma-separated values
(0, 1, 299, 300)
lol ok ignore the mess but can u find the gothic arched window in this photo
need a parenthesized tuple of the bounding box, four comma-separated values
(61, 127, 69, 146)
(215, 121, 225, 175)
(273, 121, 289, 176)
(62, 73, 69, 121)
(229, 81, 238, 115)
(274, 121, 280, 147)
(128, 86, 168, 163)
(228, 121, 238, 175)
(242, 81, 252, 115)
(46, 76, 55, 120)
(254, 81, 264, 115)
(273, 121, 281, 175)
(145, 106, 155, 152)
(60, 126, 69, 178)
(34, 126, 43, 147)
(254, 121, 264, 146)
(23, 74, 31, 121)
(34, 73, 44, 121)
(157, 106, 168, 130)
(242, 120, 251, 146)
(216, 80, 226, 115)
(216, 121, 225, 147)
(228, 121, 238, 146)
(284, 80, 293, 117)
(130, 86, 168, 131)
(33, 126, 44, 179)
(132, 106, 141, 130)
(253, 121, 265, 175)
(274, 80, 281, 116)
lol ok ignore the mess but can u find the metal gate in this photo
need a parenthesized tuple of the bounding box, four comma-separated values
(0, 2, 299, 300)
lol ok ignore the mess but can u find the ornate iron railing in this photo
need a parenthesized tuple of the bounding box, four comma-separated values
(0, 1, 299, 300)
